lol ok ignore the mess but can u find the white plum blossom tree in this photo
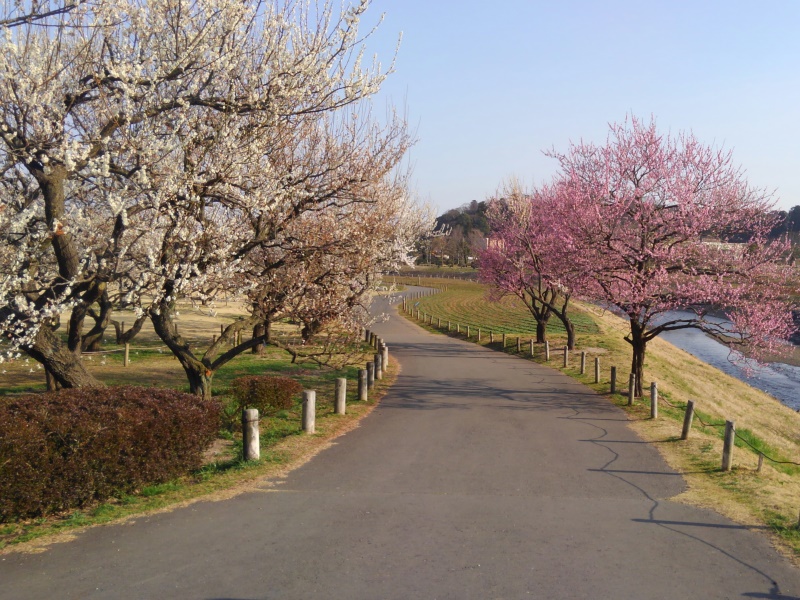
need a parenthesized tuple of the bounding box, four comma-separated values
(0, 0, 426, 395)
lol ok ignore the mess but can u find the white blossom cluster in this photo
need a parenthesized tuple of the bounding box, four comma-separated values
(0, 0, 428, 374)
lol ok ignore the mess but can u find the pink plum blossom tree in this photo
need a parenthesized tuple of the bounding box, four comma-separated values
(547, 116, 797, 396)
(479, 180, 578, 348)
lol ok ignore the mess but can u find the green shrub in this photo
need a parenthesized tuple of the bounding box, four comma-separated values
(0, 386, 221, 522)
(230, 375, 303, 417)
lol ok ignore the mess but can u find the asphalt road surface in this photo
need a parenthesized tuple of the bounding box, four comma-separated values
(2, 289, 800, 599)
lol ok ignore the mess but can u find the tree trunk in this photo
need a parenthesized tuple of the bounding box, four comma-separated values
(82, 291, 113, 352)
(535, 319, 547, 344)
(185, 367, 214, 401)
(24, 324, 103, 389)
(150, 305, 215, 400)
(112, 314, 147, 345)
(252, 322, 266, 354)
(628, 321, 646, 397)
(564, 317, 576, 351)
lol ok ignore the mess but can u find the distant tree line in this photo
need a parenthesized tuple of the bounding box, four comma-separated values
(416, 201, 491, 266)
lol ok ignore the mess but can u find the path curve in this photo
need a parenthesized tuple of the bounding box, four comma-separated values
(1, 289, 799, 599)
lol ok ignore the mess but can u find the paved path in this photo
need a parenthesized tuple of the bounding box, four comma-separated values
(2, 290, 800, 599)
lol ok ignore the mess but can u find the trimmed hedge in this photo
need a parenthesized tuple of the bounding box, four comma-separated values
(0, 386, 221, 522)
(230, 375, 303, 417)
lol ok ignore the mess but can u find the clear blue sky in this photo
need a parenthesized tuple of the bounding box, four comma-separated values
(366, 0, 800, 213)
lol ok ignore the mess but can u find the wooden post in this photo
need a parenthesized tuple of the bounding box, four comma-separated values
(358, 369, 368, 401)
(374, 353, 382, 380)
(466, 325, 470, 338)
(335, 378, 347, 415)
(220, 323, 224, 336)
(448, 320, 451, 331)
(545, 341, 550, 361)
(757, 453, 764, 473)
(628, 374, 635, 405)
(580, 351, 586, 375)
(594, 357, 600, 384)
(563, 346, 569, 368)
(437, 317, 441, 327)
(124, 342, 130, 367)
(490, 331, 494, 343)
(302, 391, 316, 434)
(365, 329, 371, 343)
(610, 366, 617, 393)
(366, 362, 374, 388)
(478, 328, 481, 342)
(681, 400, 695, 440)
(650, 382, 658, 419)
(502, 333, 506, 347)
(722, 420, 735, 471)
(530, 339, 534, 357)
(242, 408, 260, 461)
(516, 337, 521, 352)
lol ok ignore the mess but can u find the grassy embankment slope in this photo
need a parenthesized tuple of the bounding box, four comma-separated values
(0, 301, 395, 551)
(399, 276, 800, 561)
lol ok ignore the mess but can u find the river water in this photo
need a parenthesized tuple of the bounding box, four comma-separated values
(658, 311, 800, 410)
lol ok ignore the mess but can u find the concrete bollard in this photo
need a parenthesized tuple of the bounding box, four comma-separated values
(517, 337, 521, 352)
(124, 342, 130, 367)
(478, 328, 482, 342)
(563, 346, 569, 368)
(457, 323, 460, 333)
(467, 325, 470, 338)
(335, 378, 347, 415)
(530, 339, 535, 357)
(722, 420, 735, 471)
(381, 344, 389, 368)
(650, 382, 658, 419)
(594, 357, 600, 384)
(448, 320, 451, 331)
(302, 391, 316, 434)
(374, 353, 382, 380)
(438, 317, 441, 327)
(242, 408, 260, 461)
(545, 341, 550, 361)
(628, 373, 636, 405)
(367, 362, 375, 388)
(490, 331, 494, 343)
(610, 366, 617, 393)
(358, 369, 368, 401)
(580, 351, 586, 375)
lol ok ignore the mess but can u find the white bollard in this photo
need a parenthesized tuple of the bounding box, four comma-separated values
(242, 408, 260, 460)
(335, 378, 347, 415)
(302, 390, 316, 434)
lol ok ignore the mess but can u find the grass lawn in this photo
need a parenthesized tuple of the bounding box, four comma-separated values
(398, 276, 800, 563)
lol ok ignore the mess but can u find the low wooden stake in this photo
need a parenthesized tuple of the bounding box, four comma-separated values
(650, 382, 658, 419)
(722, 420, 735, 471)
(610, 366, 617, 394)
(681, 400, 695, 440)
